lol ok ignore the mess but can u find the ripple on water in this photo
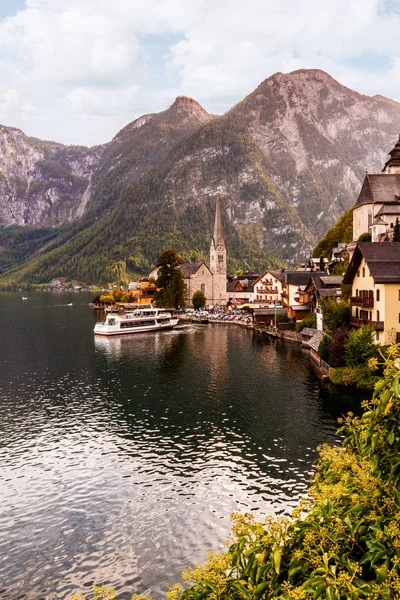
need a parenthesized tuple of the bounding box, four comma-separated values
(0, 293, 363, 599)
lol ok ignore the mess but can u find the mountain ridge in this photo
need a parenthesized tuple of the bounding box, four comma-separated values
(1, 69, 400, 285)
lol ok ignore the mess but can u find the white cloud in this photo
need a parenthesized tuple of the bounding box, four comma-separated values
(0, 0, 399, 144)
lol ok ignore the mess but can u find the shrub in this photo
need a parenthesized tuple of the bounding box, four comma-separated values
(318, 334, 331, 363)
(192, 290, 206, 310)
(295, 313, 316, 332)
(345, 325, 376, 367)
(328, 327, 349, 367)
(320, 298, 351, 334)
(357, 232, 372, 242)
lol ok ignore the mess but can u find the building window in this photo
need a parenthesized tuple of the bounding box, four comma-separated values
(398, 289, 400, 301)
(357, 270, 360, 277)
(201, 284, 205, 294)
(376, 289, 380, 302)
(376, 331, 380, 341)
(362, 267, 365, 277)
(376, 310, 380, 321)
(391, 223, 394, 228)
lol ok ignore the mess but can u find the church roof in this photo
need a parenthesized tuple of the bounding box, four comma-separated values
(375, 204, 400, 216)
(212, 197, 225, 246)
(383, 132, 400, 172)
(354, 174, 400, 208)
(179, 262, 204, 278)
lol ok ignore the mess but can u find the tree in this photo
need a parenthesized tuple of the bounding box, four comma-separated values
(192, 290, 206, 310)
(154, 249, 186, 309)
(393, 217, 400, 242)
(328, 326, 349, 367)
(318, 334, 331, 363)
(320, 298, 351, 334)
(358, 232, 372, 242)
(344, 325, 376, 367)
(319, 256, 325, 272)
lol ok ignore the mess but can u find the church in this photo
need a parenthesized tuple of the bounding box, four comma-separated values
(353, 132, 400, 241)
(179, 198, 228, 307)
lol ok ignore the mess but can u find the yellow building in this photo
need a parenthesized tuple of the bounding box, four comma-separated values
(343, 242, 400, 345)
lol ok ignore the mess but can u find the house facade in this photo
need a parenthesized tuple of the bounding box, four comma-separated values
(253, 270, 285, 304)
(343, 242, 400, 345)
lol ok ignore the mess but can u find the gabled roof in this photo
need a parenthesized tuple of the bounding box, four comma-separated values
(268, 269, 285, 283)
(306, 331, 325, 353)
(320, 275, 343, 286)
(354, 174, 400, 208)
(343, 242, 400, 284)
(179, 262, 209, 278)
(285, 271, 323, 286)
(375, 204, 400, 216)
(372, 215, 388, 226)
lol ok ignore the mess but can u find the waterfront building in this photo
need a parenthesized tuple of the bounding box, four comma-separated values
(180, 262, 213, 305)
(209, 197, 228, 306)
(253, 270, 285, 304)
(343, 242, 400, 345)
(352, 133, 400, 242)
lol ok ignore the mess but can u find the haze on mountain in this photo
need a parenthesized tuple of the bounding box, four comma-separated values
(1, 68, 400, 286)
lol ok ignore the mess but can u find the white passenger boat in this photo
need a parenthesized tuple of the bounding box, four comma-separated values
(94, 308, 179, 336)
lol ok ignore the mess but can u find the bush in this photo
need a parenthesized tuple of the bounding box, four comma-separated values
(192, 290, 206, 310)
(295, 312, 317, 332)
(318, 334, 331, 363)
(345, 325, 376, 367)
(321, 299, 351, 334)
(330, 365, 380, 389)
(357, 232, 372, 242)
(328, 327, 349, 367)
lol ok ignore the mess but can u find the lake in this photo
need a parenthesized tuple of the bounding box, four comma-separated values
(0, 292, 363, 599)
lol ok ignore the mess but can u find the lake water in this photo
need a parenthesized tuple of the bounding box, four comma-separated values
(0, 292, 364, 599)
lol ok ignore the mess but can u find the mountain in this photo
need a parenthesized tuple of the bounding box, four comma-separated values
(1, 69, 400, 285)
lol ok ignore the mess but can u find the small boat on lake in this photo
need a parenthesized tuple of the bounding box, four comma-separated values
(94, 308, 179, 336)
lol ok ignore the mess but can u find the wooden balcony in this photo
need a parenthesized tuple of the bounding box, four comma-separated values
(350, 296, 374, 308)
(350, 317, 384, 331)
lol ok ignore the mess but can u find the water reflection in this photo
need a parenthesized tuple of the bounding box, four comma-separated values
(0, 293, 363, 600)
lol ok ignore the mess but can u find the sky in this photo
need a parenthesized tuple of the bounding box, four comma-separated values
(1, 0, 400, 146)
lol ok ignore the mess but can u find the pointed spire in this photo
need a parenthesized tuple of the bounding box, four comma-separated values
(382, 131, 400, 173)
(213, 197, 224, 246)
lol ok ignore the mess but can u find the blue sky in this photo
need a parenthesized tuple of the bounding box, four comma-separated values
(0, 0, 400, 145)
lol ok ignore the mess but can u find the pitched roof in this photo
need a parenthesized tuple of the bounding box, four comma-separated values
(320, 275, 343, 286)
(354, 174, 400, 208)
(179, 262, 203, 278)
(268, 270, 285, 283)
(301, 327, 319, 337)
(344, 242, 400, 284)
(375, 204, 400, 216)
(306, 331, 325, 353)
(285, 271, 323, 286)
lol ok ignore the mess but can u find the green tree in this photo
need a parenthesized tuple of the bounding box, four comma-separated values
(318, 334, 331, 363)
(154, 249, 186, 309)
(344, 325, 376, 367)
(192, 290, 206, 310)
(320, 298, 351, 334)
(357, 232, 372, 242)
(393, 217, 400, 242)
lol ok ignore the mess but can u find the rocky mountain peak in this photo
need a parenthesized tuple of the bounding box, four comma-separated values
(166, 95, 212, 124)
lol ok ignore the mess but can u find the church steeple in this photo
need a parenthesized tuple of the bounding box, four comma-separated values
(382, 132, 400, 174)
(213, 196, 224, 246)
(210, 197, 227, 306)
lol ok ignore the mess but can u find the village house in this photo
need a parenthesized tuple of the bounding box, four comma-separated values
(301, 274, 343, 330)
(50, 277, 68, 287)
(253, 270, 285, 304)
(343, 242, 400, 345)
(226, 277, 255, 304)
(283, 270, 324, 320)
